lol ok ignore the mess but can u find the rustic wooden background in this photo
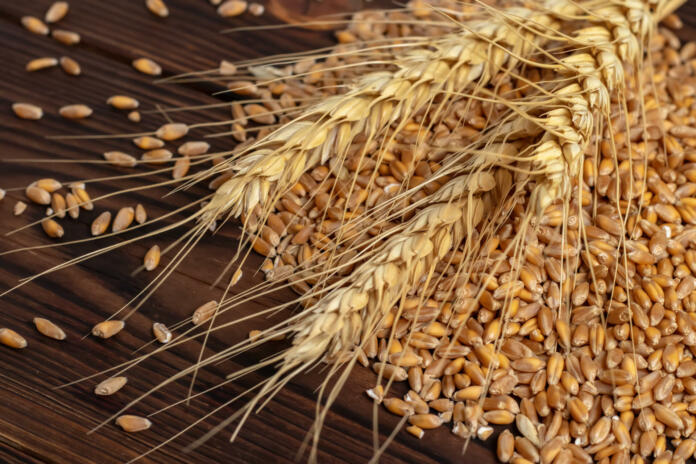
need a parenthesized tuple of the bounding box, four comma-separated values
(1, 1, 696, 463)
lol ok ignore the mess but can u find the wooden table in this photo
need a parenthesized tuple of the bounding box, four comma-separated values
(1, 1, 696, 463)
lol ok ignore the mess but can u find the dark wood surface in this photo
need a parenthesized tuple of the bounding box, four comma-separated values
(2, 1, 696, 463)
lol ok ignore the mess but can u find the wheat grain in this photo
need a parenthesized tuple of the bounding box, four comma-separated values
(92, 320, 125, 339)
(59, 104, 93, 119)
(12, 103, 43, 120)
(52, 29, 80, 45)
(26, 57, 58, 72)
(95, 376, 128, 395)
(33, 317, 66, 340)
(59, 56, 81, 76)
(218, 0, 247, 17)
(146, 0, 169, 17)
(22, 16, 49, 35)
(0, 328, 27, 349)
(45, 2, 69, 23)
(107, 95, 140, 110)
(133, 58, 162, 76)
(115, 415, 151, 432)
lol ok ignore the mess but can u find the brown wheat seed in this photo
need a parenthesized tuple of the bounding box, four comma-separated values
(12, 103, 43, 120)
(134, 204, 147, 224)
(152, 322, 172, 344)
(144, 245, 161, 271)
(132, 58, 162, 76)
(146, 0, 169, 17)
(178, 141, 209, 156)
(21, 16, 49, 35)
(128, 111, 141, 122)
(248, 2, 263, 16)
(116, 415, 152, 432)
(33, 317, 66, 340)
(52, 29, 80, 45)
(141, 149, 173, 164)
(133, 136, 164, 150)
(155, 123, 188, 141)
(218, 0, 247, 17)
(92, 320, 125, 339)
(59, 104, 92, 119)
(0, 328, 27, 349)
(94, 376, 128, 396)
(59, 56, 81, 76)
(107, 95, 140, 110)
(26, 186, 51, 205)
(192, 300, 218, 325)
(41, 219, 64, 238)
(104, 151, 137, 168)
(13, 201, 27, 216)
(26, 57, 58, 72)
(91, 211, 112, 236)
(45, 1, 69, 23)
(65, 193, 78, 219)
(112, 207, 135, 232)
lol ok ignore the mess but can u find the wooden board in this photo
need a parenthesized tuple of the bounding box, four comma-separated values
(1, 1, 696, 463)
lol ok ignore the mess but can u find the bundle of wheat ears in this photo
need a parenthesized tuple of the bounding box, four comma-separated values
(10, 0, 696, 462)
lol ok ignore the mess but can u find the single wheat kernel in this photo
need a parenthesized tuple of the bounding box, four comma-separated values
(248, 2, 263, 16)
(65, 193, 79, 219)
(12, 103, 43, 120)
(14, 201, 27, 216)
(178, 141, 209, 156)
(116, 415, 151, 433)
(45, 2, 69, 23)
(59, 104, 92, 119)
(135, 204, 147, 224)
(26, 57, 58, 72)
(128, 111, 141, 122)
(219, 60, 237, 75)
(218, 0, 247, 17)
(248, 329, 262, 340)
(42, 219, 64, 238)
(0, 189, 5, 201)
(22, 16, 49, 35)
(52, 29, 80, 45)
(192, 300, 218, 325)
(406, 425, 424, 439)
(146, 0, 169, 17)
(144, 245, 160, 271)
(92, 320, 125, 339)
(132, 58, 161, 76)
(107, 95, 139, 110)
(35, 178, 61, 192)
(104, 151, 137, 168)
(172, 156, 190, 179)
(133, 136, 164, 150)
(141, 149, 173, 164)
(71, 186, 93, 210)
(94, 376, 127, 395)
(155, 123, 188, 141)
(33, 317, 66, 340)
(152, 322, 171, 344)
(231, 268, 243, 286)
(0, 328, 27, 349)
(112, 207, 135, 232)
(26, 186, 51, 205)
(91, 211, 111, 236)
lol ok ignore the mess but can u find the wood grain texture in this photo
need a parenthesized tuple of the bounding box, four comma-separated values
(1, 1, 696, 463)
